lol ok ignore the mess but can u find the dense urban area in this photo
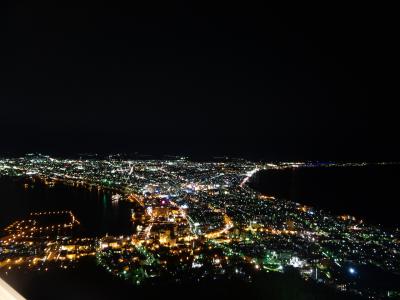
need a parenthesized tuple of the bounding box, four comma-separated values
(0, 155, 399, 299)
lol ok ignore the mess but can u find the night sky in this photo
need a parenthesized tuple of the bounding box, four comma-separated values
(1, 2, 398, 160)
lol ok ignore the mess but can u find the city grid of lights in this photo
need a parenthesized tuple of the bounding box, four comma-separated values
(0, 155, 399, 299)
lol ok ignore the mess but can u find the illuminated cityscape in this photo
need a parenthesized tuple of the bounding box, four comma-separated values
(0, 155, 399, 299)
(1, 0, 399, 299)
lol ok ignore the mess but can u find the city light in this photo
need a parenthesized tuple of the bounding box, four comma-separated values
(0, 155, 399, 299)
(348, 267, 356, 275)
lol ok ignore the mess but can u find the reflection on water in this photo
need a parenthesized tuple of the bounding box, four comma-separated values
(0, 177, 136, 236)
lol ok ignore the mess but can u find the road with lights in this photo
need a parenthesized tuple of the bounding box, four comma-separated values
(0, 155, 399, 299)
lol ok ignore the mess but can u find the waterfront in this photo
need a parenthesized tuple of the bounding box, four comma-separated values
(0, 177, 136, 236)
(0, 157, 399, 299)
(250, 165, 400, 229)
(2, 164, 398, 235)
(0, 177, 357, 300)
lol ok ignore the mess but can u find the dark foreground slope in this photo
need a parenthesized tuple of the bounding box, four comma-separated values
(1, 258, 359, 300)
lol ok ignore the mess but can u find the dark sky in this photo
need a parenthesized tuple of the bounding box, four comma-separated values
(0, 2, 398, 160)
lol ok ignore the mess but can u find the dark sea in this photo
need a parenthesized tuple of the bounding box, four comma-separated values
(0, 166, 398, 299)
(1, 165, 397, 231)
(0, 178, 136, 235)
(250, 164, 400, 229)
